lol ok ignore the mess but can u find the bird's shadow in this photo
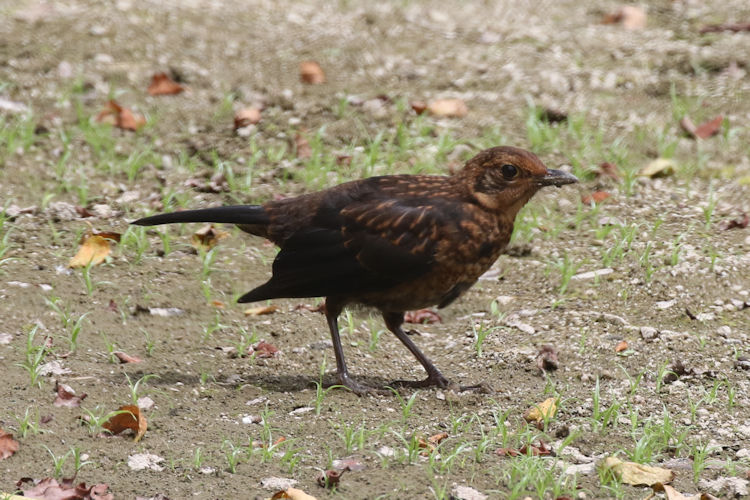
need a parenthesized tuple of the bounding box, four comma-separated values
(106, 369, 393, 395)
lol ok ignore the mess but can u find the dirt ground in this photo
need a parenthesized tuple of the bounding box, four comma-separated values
(1, 0, 750, 498)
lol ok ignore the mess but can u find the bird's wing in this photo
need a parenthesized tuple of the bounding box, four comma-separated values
(238, 196, 462, 302)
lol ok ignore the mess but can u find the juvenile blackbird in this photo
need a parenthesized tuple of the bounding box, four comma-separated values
(133, 146, 577, 394)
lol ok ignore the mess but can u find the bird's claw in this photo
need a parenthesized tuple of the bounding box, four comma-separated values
(337, 374, 388, 396)
(387, 372, 452, 390)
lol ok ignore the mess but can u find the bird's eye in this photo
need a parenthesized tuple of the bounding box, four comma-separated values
(501, 164, 518, 179)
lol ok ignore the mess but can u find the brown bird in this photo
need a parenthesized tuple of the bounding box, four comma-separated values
(133, 146, 577, 394)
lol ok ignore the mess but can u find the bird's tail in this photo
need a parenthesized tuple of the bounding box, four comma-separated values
(131, 205, 270, 227)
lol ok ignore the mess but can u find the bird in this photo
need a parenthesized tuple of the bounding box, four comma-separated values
(132, 146, 578, 394)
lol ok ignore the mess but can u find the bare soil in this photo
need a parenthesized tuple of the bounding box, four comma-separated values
(1, 1, 749, 499)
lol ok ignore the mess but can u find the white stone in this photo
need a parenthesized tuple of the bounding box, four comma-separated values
(128, 453, 164, 471)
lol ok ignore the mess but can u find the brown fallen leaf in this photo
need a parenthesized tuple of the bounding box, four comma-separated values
(102, 404, 147, 442)
(410, 101, 427, 115)
(191, 224, 229, 251)
(147, 72, 185, 96)
(53, 380, 87, 407)
(681, 115, 723, 140)
(600, 456, 675, 486)
(653, 483, 721, 500)
(523, 397, 557, 424)
(113, 351, 142, 364)
(317, 469, 346, 489)
(244, 304, 279, 316)
(427, 98, 468, 118)
(536, 344, 559, 372)
(299, 61, 326, 84)
(596, 162, 621, 181)
(69, 230, 121, 268)
(603, 5, 647, 30)
(404, 309, 442, 324)
(721, 213, 749, 230)
(251, 340, 280, 358)
(699, 22, 750, 34)
(581, 191, 611, 205)
(615, 340, 628, 353)
(295, 133, 312, 160)
(497, 440, 554, 457)
(96, 100, 146, 131)
(294, 303, 326, 313)
(0, 428, 19, 460)
(16, 477, 114, 500)
(234, 107, 262, 129)
(271, 488, 318, 500)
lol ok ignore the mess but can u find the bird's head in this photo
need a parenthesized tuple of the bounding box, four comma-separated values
(457, 146, 578, 217)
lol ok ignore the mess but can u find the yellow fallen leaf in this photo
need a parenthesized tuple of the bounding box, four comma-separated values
(600, 456, 674, 486)
(639, 158, 676, 178)
(427, 98, 468, 118)
(191, 224, 229, 251)
(244, 305, 279, 316)
(653, 483, 721, 500)
(69, 231, 120, 268)
(523, 397, 557, 423)
(270, 488, 318, 500)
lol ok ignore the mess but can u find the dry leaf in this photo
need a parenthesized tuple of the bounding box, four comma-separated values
(615, 340, 628, 352)
(271, 488, 318, 500)
(600, 456, 675, 486)
(497, 440, 554, 457)
(404, 309, 442, 324)
(15, 477, 114, 500)
(113, 351, 142, 364)
(53, 380, 87, 407)
(603, 5, 646, 30)
(102, 405, 147, 442)
(428, 432, 448, 446)
(147, 72, 185, 96)
(299, 61, 326, 84)
(295, 133, 312, 160)
(191, 224, 229, 251)
(96, 100, 146, 131)
(69, 231, 120, 268)
(317, 469, 345, 489)
(693, 116, 723, 139)
(653, 483, 720, 500)
(234, 107, 262, 129)
(699, 22, 750, 34)
(251, 340, 280, 358)
(581, 191, 612, 205)
(639, 158, 675, 178)
(596, 162, 621, 181)
(244, 305, 279, 316)
(523, 397, 557, 423)
(721, 213, 749, 230)
(211, 300, 226, 308)
(536, 344, 559, 372)
(0, 428, 19, 460)
(427, 98, 468, 118)
(410, 101, 427, 115)
(681, 116, 723, 140)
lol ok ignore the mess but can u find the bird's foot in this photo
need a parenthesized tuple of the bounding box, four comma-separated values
(336, 373, 387, 396)
(388, 371, 452, 389)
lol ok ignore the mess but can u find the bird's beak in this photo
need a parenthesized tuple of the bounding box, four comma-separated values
(539, 169, 578, 187)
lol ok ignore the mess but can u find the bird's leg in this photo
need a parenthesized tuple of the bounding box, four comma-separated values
(383, 312, 451, 389)
(324, 299, 378, 396)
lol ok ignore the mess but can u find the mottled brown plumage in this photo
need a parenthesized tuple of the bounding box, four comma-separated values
(133, 146, 577, 394)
